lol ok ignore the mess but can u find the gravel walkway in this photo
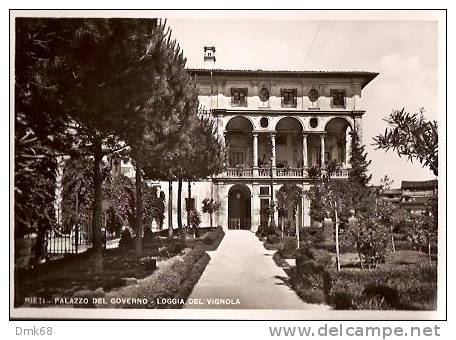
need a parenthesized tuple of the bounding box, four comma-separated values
(184, 230, 328, 310)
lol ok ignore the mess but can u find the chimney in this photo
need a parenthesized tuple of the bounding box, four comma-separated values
(204, 45, 216, 68)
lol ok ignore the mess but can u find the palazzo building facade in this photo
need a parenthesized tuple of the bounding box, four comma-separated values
(185, 46, 378, 232)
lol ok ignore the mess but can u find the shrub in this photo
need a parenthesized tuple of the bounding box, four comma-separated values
(266, 234, 281, 244)
(363, 284, 400, 308)
(330, 291, 355, 310)
(143, 227, 155, 243)
(104, 242, 207, 309)
(172, 242, 183, 254)
(292, 243, 333, 304)
(259, 224, 276, 237)
(279, 238, 297, 259)
(118, 229, 134, 250)
(342, 216, 390, 268)
(327, 265, 437, 310)
(301, 227, 325, 245)
(188, 209, 201, 229)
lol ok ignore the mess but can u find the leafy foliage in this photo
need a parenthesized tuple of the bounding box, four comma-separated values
(348, 130, 372, 187)
(14, 128, 57, 239)
(373, 108, 438, 176)
(202, 198, 221, 228)
(276, 183, 302, 233)
(188, 209, 201, 229)
(342, 215, 390, 268)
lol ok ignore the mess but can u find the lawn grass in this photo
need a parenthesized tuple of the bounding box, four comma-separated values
(289, 248, 438, 310)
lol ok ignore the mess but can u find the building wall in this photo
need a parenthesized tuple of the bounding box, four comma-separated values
(198, 77, 364, 112)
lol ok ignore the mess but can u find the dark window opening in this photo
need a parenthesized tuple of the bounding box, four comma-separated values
(231, 88, 248, 107)
(330, 89, 346, 108)
(281, 88, 297, 108)
(260, 186, 270, 196)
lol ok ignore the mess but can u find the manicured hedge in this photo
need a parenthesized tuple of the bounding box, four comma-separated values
(200, 227, 225, 250)
(102, 243, 207, 308)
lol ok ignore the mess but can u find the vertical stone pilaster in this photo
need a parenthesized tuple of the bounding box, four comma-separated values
(251, 183, 260, 232)
(270, 132, 276, 167)
(302, 133, 308, 168)
(320, 134, 326, 167)
(354, 116, 363, 143)
(253, 132, 259, 176)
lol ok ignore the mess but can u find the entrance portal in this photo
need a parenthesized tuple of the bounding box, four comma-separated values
(228, 184, 251, 230)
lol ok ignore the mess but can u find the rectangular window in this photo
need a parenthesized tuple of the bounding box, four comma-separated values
(281, 88, 297, 108)
(330, 89, 346, 108)
(231, 88, 248, 107)
(260, 186, 270, 196)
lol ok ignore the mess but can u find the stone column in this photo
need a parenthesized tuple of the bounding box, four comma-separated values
(253, 132, 258, 176)
(302, 133, 308, 168)
(320, 134, 325, 167)
(270, 132, 276, 167)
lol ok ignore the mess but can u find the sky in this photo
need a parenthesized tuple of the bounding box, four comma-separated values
(166, 16, 439, 188)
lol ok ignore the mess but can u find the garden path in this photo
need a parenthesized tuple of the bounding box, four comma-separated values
(184, 230, 328, 310)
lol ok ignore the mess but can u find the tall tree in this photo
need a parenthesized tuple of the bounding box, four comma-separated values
(15, 18, 160, 269)
(373, 108, 438, 176)
(179, 113, 225, 228)
(348, 129, 375, 216)
(348, 129, 372, 188)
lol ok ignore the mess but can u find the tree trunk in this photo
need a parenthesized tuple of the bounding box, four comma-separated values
(168, 180, 173, 237)
(390, 225, 396, 253)
(91, 138, 103, 271)
(177, 178, 182, 228)
(187, 179, 191, 227)
(334, 203, 341, 272)
(135, 160, 143, 257)
(428, 239, 432, 266)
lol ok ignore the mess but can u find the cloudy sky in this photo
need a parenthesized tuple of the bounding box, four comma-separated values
(167, 14, 439, 187)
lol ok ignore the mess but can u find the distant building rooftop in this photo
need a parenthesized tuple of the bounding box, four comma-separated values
(187, 68, 379, 89)
(401, 180, 438, 191)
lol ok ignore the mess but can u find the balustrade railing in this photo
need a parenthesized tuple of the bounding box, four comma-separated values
(226, 167, 253, 177)
(275, 168, 305, 177)
(330, 168, 349, 178)
(224, 166, 348, 178)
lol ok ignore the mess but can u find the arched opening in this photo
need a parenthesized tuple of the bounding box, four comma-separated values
(225, 117, 254, 170)
(228, 184, 251, 230)
(324, 118, 352, 165)
(274, 117, 303, 169)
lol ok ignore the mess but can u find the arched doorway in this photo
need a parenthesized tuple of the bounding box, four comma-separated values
(228, 184, 251, 230)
